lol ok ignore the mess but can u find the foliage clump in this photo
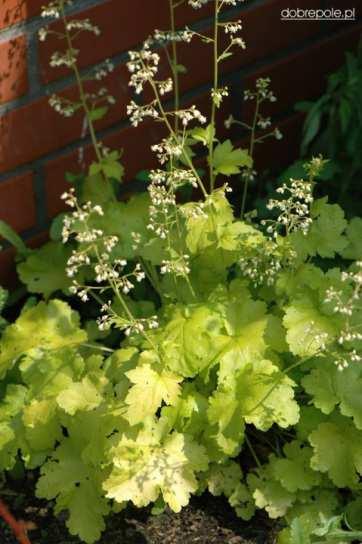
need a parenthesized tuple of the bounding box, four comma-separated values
(0, 1, 361, 543)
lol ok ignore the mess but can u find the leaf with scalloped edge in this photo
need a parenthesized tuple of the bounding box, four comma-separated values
(283, 298, 337, 357)
(291, 198, 347, 259)
(270, 441, 321, 493)
(56, 377, 103, 416)
(237, 358, 299, 431)
(37, 434, 110, 543)
(212, 140, 252, 176)
(309, 414, 362, 487)
(104, 429, 208, 512)
(125, 362, 182, 425)
(303, 359, 362, 430)
(159, 303, 227, 378)
(248, 467, 295, 519)
(0, 300, 86, 378)
(17, 242, 74, 298)
(341, 217, 362, 260)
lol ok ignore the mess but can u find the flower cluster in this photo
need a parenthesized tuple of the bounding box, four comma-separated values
(49, 95, 79, 117)
(127, 100, 159, 127)
(50, 48, 79, 68)
(160, 255, 191, 276)
(239, 238, 295, 287)
(40, 0, 73, 19)
(93, 59, 115, 81)
(188, 0, 210, 7)
(40, 0, 116, 129)
(153, 28, 195, 43)
(151, 137, 183, 164)
(212, 87, 229, 108)
(147, 173, 178, 240)
(96, 301, 158, 336)
(244, 77, 277, 103)
(263, 178, 314, 237)
(128, 44, 161, 95)
(324, 263, 362, 369)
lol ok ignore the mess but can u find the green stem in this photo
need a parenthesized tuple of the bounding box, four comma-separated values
(140, 257, 163, 298)
(60, 1, 102, 163)
(209, 0, 220, 192)
(245, 434, 263, 470)
(148, 74, 208, 197)
(169, 0, 180, 131)
(240, 96, 260, 219)
(246, 354, 316, 417)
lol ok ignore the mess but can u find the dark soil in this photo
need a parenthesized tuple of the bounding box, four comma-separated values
(1, 475, 275, 544)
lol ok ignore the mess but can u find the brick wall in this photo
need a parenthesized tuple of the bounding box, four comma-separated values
(0, 0, 361, 286)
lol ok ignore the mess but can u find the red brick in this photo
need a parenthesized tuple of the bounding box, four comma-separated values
(38, 0, 214, 84)
(42, 22, 362, 219)
(165, 0, 324, 98)
(0, 63, 130, 174)
(43, 118, 164, 218)
(45, 151, 84, 217)
(254, 112, 303, 172)
(0, 35, 28, 104)
(0, 172, 36, 232)
(0, 0, 43, 30)
(39, 0, 321, 87)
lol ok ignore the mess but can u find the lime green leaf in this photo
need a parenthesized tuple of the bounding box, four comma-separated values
(207, 390, 245, 456)
(0, 385, 27, 470)
(49, 213, 67, 242)
(17, 242, 73, 298)
(271, 441, 321, 493)
(212, 140, 252, 176)
(341, 217, 362, 260)
(104, 430, 208, 512)
(283, 298, 337, 357)
(296, 406, 329, 442)
(0, 300, 87, 378)
(210, 357, 299, 457)
(125, 362, 182, 425)
(56, 377, 103, 416)
(302, 360, 338, 415)
(185, 189, 234, 254)
(229, 482, 255, 520)
(81, 172, 117, 206)
(285, 489, 340, 537)
(206, 463, 254, 520)
(291, 198, 347, 259)
(189, 124, 215, 146)
(37, 435, 109, 543)
(236, 358, 300, 431)
(159, 303, 227, 377)
(303, 359, 362, 430)
(278, 516, 312, 544)
(20, 347, 84, 399)
(248, 467, 295, 519)
(309, 415, 362, 487)
(102, 160, 124, 181)
(89, 151, 124, 182)
(206, 460, 243, 497)
(346, 497, 362, 530)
